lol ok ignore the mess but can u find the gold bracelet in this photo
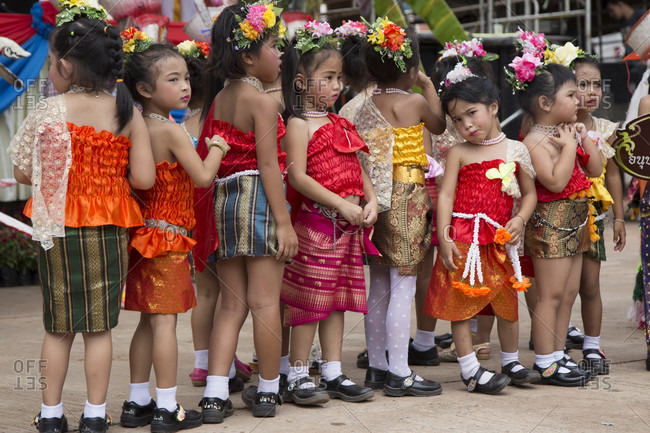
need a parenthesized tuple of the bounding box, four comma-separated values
(614, 218, 625, 224)
(208, 140, 228, 156)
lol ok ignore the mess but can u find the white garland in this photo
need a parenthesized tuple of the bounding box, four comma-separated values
(451, 212, 523, 286)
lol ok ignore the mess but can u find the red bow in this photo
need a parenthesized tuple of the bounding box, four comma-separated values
(575, 145, 590, 167)
(332, 117, 369, 154)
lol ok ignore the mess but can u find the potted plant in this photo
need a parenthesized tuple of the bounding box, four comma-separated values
(0, 226, 20, 286)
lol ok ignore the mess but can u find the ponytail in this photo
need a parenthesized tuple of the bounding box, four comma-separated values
(105, 25, 133, 133)
(281, 39, 302, 121)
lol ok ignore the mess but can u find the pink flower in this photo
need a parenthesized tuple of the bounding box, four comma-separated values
(470, 39, 486, 56)
(509, 52, 541, 83)
(307, 20, 332, 38)
(246, 4, 267, 32)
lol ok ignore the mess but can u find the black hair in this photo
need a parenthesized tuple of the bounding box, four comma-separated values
(123, 44, 182, 105)
(281, 38, 340, 121)
(433, 55, 495, 92)
(434, 56, 499, 115)
(572, 55, 600, 71)
(51, 17, 133, 133)
(340, 35, 368, 91)
(201, 4, 266, 120)
(517, 63, 577, 115)
(364, 27, 420, 84)
(185, 56, 208, 106)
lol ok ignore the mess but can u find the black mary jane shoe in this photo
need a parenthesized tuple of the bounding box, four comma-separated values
(229, 376, 245, 394)
(199, 397, 234, 424)
(533, 362, 588, 387)
(582, 349, 610, 375)
(242, 386, 282, 417)
(283, 377, 329, 405)
(408, 338, 441, 366)
(33, 413, 68, 433)
(364, 367, 388, 390)
(151, 404, 202, 432)
(320, 374, 374, 402)
(461, 366, 510, 394)
(79, 414, 111, 433)
(567, 326, 584, 349)
(120, 399, 155, 427)
(384, 370, 442, 397)
(559, 356, 595, 380)
(356, 349, 369, 369)
(501, 361, 541, 386)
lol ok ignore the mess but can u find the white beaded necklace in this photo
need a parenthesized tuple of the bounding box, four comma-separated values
(372, 87, 409, 95)
(530, 124, 559, 137)
(476, 132, 506, 146)
(144, 113, 174, 123)
(224, 76, 264, 93)
(303, 110, 328, 118)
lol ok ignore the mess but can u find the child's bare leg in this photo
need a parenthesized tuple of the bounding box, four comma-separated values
(451, 320, 473, 358)
(82, 330, 112, 405)
(41, 332, 75, 406)
(150, 314, 178, 389)
(191, 262, 220, 353)
(495, 316, 518, 354)
(555, 254, 583, 352)
(524, 278, 537, 320)
(579, 256, 602, 338)
(129, 314, 153, 383)
(289, 321, 318, 367)
(476, 315, 495, 343)
(319, 311, 344, 363)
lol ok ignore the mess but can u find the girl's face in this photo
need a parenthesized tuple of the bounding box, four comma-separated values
(448, 99, 499, 144)
(147, 56, 191, 111)
(250, 36, 282, 84)
(549, 81, 579, 123)
(48, 50, 71, 94)
(302, 53, 342, 110)
(575, 63, 602, 114)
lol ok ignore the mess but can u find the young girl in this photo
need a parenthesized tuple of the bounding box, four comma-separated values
(9, 5, 155, 433)
(426, 57, 539, 394)
(279, 21, 378, 405)
(342, 19, 445, 396)
(120, 37, 228, 431)
(506, 33, 603, 385)
(574, 55, 626, 375)
(199, 2, 298, 422)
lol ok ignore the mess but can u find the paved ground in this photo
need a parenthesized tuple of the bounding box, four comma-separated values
(1, 220, 649, 433)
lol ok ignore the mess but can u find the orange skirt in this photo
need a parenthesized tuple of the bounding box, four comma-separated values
(425, 242, 518, 322)
(124, 250, 196, 314)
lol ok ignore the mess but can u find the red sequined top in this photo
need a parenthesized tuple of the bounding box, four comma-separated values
(202, 105, 287, 178)
(535, 147, 592, 202)
(306, 114, 368, 198)
(451, 160, 518, 245)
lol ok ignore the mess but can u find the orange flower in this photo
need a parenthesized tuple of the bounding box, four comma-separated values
(494, 227, 512, 245)
(453, 281, 491, 297)
(382, 23, 405, 51)
(509, 276, 531, 292)
(197, 41, 210, 57)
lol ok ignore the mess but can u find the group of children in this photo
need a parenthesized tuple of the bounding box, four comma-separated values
(8, 1, 630, 432)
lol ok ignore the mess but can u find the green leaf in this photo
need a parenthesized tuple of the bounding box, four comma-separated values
(405, 0, 468, 43)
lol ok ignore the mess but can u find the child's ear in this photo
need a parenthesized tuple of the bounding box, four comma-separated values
(294, 73, 305, 92)
(488, 100, 499, 116)
(58, 58, 73, 80)
(241, 51, 255, 67)
(538, 95, 552, 112)
(135, 82, 153, 100)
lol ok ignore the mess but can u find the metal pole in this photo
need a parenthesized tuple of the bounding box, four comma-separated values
(487, 0, 493, 33)
(585, 0, 592, 53)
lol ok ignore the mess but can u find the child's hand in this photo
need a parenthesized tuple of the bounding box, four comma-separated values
(205, 135, 231, 154)
(574, 122, 589, 142)
(337, 200, 364, 226)
(363, 199, 378, 227)
(504, 215, 525, 245)
(548, 124, 577, 150)
(276, 222, 298, 261)
(439, 240, 461, 271)
(416, 71, 433, 90)
(613, 220, 626, 252)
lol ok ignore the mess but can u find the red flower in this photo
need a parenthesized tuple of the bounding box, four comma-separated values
(197, 41, 210, 57)
(382, 23, 405, 51)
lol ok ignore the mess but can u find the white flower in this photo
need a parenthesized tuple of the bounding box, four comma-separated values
(444, 62, 476, 87)
(441, 47, 458, 58)
(177, 40, 195, 55)
(553, 42, 580, 67)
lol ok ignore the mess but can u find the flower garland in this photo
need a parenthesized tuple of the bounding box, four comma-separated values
(335, 20, 367, 39)
(121, 27, 153, 62)
(295, 20, 334, 54)
(229, 1, 286, 51)
(440, 38, 499, 61)
(567, 189, 600, 243)
(56, 0, 108, 26)
(177, 40, 210, 59)
(364, 17, 412, 73)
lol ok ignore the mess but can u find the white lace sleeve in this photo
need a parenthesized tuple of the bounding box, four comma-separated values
(507, 139, 536, 179)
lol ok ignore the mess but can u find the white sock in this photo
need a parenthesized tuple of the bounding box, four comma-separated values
(551, 351, 571, 374)
(321, 361, 354, 385)
(228, 358, 236, 379)
(204, 375, 229, 400)
(583, 335, 601, 358)
(128, 382, 152, 406)
(194, 350, 209, 370)
(155, 387, 177, 412)
(470, 318, 478, 334)
(83, 401, 106, 419)
(501, 351, 524, 372)
(365, 265, 391, 371)
(412, 329, 436, 352)
(258, 376, 280, 394)
(41, 402, 63, 419)
(562, 352, 579, 368)
(458, 352, 494, 384)
(568, 323, 582, 337)
(287, 365, 311, 387)
(280, 355, 290, 376)
(386, 267, 417, 378)
(535, 353, 556, 369)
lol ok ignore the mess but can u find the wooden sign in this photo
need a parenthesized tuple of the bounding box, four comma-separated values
(612, 113, 650, 180)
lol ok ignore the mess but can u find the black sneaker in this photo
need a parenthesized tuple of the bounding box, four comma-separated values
(408, 338, 441, 366)
(242, 386, 282, 417)
(150, 404, 202, 432)
(283, 377, 329, 405)
(229, 376, 245, 393)
(384, 370, 442, 397)
(320, 374, 374, 402)
(78, 415, 110, 433)
(120, 399, 155, 427)
(33, 413, 68, 433)
(199, 397, 233, 424)
(501, 361, 541, 386)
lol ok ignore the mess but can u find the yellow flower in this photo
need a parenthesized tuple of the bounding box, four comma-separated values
(122, 39, 135, 53)
(263, 4, 276, 28)
(278, 22, 286, 38)
(177, 40, 195, 55)
(368, 29, 384, 45)
(543, 47, 556, 64)
(240, 21, 260, 40)
(553, 42, 580, 67)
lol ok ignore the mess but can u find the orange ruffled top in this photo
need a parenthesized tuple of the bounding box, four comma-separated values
(129, 161, 197, 258)
(536, 147, 592, 202)
(24, 123, 143, 228)
(306, 113, 368, 199)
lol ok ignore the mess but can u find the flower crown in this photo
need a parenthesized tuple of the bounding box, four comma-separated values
(505, 27, 587, 93)
(177, 40, 210, 59)
(439, 60, 477, 92)
(294, 20, 334, 54)
(121, 27, 153, 62)
(364, 17, 413, 73)
(229, 1, 286, 51)
(335, 20, 367, 39)
(440, 38, 499, 61)
(56, 0, 108, 26)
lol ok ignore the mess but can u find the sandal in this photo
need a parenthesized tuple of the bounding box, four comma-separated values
(438, 344, 458, 362)
(234, 355, 253, 382)
(474, 342, 491, 360)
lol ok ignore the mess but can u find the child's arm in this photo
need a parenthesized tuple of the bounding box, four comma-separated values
(414, 72, 446, 135)
(528, 124, 577, 193)
(14, 166, 31, 185)
(505, 170, 537, 245)
(253, 96, 298, 261)
(575, 123, 603, 178)
(361, 168, 378, 227)
(285, 117, 364, 226)
(126, 110, 156, 190)
(604, 151, 626, 252)
(437, 145, 462, 271)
